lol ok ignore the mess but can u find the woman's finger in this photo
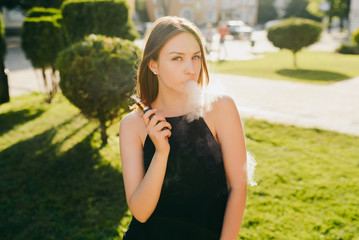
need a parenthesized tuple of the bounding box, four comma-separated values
(143, 109, 158, 125)
(153, 121, 172, 132)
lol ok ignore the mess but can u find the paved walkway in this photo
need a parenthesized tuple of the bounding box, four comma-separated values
(211, 73, 359, 136)
(4, 32, 359, 136)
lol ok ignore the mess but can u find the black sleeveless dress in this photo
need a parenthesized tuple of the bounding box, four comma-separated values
(123, 115, 229, 240)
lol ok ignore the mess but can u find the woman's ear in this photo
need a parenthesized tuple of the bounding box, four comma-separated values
(148, 59, 158, 75)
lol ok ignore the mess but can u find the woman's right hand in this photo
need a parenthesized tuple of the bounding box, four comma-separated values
(143, 109, 172, 155)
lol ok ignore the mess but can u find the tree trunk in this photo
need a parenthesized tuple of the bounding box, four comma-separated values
(100, 121, 108, 146)
(51, 66, 58, 94)
(293, 51, 297, 68)
(42, 68, 53, 103)
(0, 61, 9, 104)
(42, 68, 48, 91)
(328, 16, 332, 33)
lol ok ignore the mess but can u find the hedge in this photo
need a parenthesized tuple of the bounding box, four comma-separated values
(61, 0, 138, 44)
(21, 15, 64, 69)
(26, 7, 61, 18)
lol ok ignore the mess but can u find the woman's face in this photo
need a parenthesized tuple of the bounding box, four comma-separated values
(149, 32, 202, 95)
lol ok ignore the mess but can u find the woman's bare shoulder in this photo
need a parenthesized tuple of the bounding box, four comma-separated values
(120, 110, 145, 133)
(211, 95, 238, 116)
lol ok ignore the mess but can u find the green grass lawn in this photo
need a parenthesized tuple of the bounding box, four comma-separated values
(1, 93, 358, 239)
(209, 51, 359, 84)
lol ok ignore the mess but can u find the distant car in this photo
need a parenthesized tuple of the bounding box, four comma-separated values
(226, 20, 253, 39)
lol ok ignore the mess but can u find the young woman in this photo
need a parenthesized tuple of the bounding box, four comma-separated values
(119, 16, 247, 240)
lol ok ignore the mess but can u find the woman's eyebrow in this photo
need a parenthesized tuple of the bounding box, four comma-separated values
(168, 50, 201, 55)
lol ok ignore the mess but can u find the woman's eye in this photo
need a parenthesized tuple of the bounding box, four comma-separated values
(193, 55, 201, 60)
(173, 57, 182, 61)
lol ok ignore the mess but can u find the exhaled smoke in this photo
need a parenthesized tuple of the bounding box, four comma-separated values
(185, 80, 224, 122)
(183, 79, 257, 186)
(247, 152, 257, 186)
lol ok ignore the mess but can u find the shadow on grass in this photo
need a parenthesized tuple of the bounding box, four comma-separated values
(276, 69, 350, 82)
(0, 120, 126, 239)
(0, 108, 45, 136)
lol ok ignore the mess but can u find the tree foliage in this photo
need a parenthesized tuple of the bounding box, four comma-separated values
(56, 35, 141, 145)
(284, 0, 322, 21)
(0, 0, 65, 10)
(135, 0, 150, 22)
(257, 0, 278, 25)
(327, 0, 351, 19)
(267, 18, 322, 67)
(61, 0, 138, 45)
(353, 28, 359, 45)
(21, 12, 64, 101)
(0, 11, 8, 104)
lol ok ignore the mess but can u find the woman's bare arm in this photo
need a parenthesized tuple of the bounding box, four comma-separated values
(119, 110, 171, 223)
(213, 96, 247, 240)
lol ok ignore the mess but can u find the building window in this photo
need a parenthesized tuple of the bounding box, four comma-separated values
(206, 0, 216, 5)
(180, 7, 194, 21)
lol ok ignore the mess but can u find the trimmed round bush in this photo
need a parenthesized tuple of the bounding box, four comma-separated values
(267, 18, 322, 67)
(21, 15, 64, 69)
(61, 0, 138, 44)
(21, 14, 64, 101)
(56, 34, 141, 144)
(352, 28, 359, 45)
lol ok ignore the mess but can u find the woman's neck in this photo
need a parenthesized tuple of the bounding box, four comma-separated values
(151, 92, 192, 117)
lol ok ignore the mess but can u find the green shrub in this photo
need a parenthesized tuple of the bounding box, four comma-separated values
(336, 42, 359, 54)
(0, 12, 5, 62)
(267, 17, 322, 67)
(56, 34, 141, 145)
(0, 11, 9, 104)
(21, 15, 64, 69)
(61, 0, 138, 44)
(21, 15, 64, 101)
(26, 7, 61, 18)
(352, 28, 359, 45)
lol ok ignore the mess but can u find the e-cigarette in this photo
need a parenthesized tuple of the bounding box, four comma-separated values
(131, 95, 169, 130)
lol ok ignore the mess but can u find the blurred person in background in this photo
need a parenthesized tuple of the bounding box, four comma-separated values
(217, 21, 229, 60)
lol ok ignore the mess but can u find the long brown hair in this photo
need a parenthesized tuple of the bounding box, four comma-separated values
(136, 16, 210, 106)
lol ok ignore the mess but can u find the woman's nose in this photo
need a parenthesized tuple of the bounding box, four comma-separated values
(184, 59, 195, 74)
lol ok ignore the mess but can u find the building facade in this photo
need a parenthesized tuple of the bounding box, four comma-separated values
(146, 0, 258, 27)
(349, 0, 359, 33)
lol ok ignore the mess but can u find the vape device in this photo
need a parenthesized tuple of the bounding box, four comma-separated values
(131, 95, 169, 130)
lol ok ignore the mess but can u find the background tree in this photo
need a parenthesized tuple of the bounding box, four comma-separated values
(0, 0, 65, 10)
(56, 35, 141, 145)
(21, 10, 64, 102)
(267, 18, 323, 67)
(257, 0, 278, 25)
(326, 0, 351, 31)
(135, 0, 150, 22)
(0, 11, 8, 104)
(61, 0, 138, 45)
(284, 0, 322, 21)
